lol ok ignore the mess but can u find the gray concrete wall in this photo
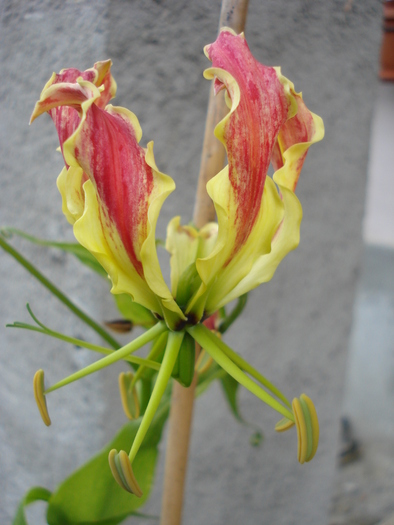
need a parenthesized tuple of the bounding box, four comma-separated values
(0, 1, 381, 524)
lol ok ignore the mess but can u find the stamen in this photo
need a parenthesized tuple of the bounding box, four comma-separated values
(43, 321, 166, 396)
(128, 331, 184, 464)
(201, 326, 291, 408)
(277, 394, 319, 464)
(129, 331, 168, 388)
(188, 324, 294, 421)
(108, 449, 143, 497)
(119, 372, 140, 420)
(33, 369, 51, 426)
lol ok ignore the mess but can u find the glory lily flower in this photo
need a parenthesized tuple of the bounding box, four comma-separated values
(30, 28, 324, 495)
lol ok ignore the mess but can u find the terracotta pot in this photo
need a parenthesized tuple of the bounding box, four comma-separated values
(380, 1, 394, 80)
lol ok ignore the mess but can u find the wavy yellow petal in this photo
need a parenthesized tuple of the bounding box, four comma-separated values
(212, 184, 302, 309)
(203, 176, 285, 313)
(73, 179, 161, 314)
(56, 165, 86, 225)
(166, 217, 218, 298)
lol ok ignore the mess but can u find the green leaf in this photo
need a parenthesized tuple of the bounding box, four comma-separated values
(13, 486, 52, 525)
(218, 294, 248, 334)
(220, 373, 264, 445)
(1, 228, 108, 278)
(220, 373, 244, 423)
(0, 233, 120, 349)
(2, 228, 155, 328)
(46, 393, 170, 525)
(113, 294, 156, 328)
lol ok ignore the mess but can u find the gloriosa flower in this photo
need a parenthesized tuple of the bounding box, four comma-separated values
(31, 29, 324, 495)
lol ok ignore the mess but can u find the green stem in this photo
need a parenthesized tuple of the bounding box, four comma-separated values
(131, 331, 168, 387)
(0, 235, 120, 349)
(203, 327, 291, 408)
(218, 293, 248, 334)
(139, 378, 153, 415)
(129, 331, 184, 463)
(188, 324, 294, 421)
(44, 322, 167, 394)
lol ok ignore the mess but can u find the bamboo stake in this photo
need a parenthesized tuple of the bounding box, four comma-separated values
(160, 2, 249, 524)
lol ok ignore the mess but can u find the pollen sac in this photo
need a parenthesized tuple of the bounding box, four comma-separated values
(108, 449, 143, 497)
(275, 416, 295, 433)
(275, 393, 319, 464)
(293, 394, 319, 464)
(33, 369, 51, 426)
(118, 372, 140, 420)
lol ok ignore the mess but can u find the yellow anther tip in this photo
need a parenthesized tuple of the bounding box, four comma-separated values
(108, 449, 143, 497)
(275, 417, 295, 433)
(118, 372, 140, 420)
(292, 394, 319, 464)
(300, 393, 319, 461)
(195, 349, 214, 375)
(33, 369, 51, 426)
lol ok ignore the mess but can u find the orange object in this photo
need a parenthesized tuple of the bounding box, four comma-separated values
(380, 1, 394, 80)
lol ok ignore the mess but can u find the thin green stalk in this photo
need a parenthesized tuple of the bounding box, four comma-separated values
(44, 321, 167, 395)
(129, 331, 184, 463)
(0, 235, 120, 349)
(188, 324, 294, 421)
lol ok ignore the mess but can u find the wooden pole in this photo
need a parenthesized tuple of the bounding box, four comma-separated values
(160, 2, 249, 524)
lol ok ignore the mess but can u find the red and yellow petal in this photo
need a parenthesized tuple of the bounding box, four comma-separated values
(32, 67, 183, 324)
(60, 83, 183, 322)
(272, 71, 324, 192)
(56, 165, 87, 225)
(30, 61, 116, 164)
(211, 183, 302, 309)
(189, 30, 323, 315)
(190, 29, 291, 314)
(202, 29, 290, 267)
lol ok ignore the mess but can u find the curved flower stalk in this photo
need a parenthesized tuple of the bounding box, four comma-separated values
(30, 28, 324, 495)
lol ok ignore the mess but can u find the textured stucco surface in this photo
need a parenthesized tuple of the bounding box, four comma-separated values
(0, 1, 381, 524)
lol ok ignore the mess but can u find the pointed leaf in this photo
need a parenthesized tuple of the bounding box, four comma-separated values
(12, 486, 52, 525)
(220, 373, 244, 423)
(113, 293, 156, 327)
(1, 228, 107, 278)
(46, 397, 170, 525)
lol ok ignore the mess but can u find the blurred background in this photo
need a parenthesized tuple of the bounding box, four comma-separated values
(0, 1, 391, 524)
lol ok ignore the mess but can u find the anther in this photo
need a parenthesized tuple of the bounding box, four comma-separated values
(33, 369, 51, 426)
(118, 372, 140, 420)
(275, 416, 295, 432)
(108, 449, 143, 497)
(275, 393, 319, 464)
(195, 349, 214, 374)
(292, 393, 319, 464)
